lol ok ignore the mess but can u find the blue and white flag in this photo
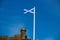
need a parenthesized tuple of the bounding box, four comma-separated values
(24, 7, 35, 14)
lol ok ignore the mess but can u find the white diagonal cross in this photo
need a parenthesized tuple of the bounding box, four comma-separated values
(24, 7, 35, 14)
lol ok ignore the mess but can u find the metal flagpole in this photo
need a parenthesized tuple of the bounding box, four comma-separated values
(33, 6, 35, 40)
(24, 6, 36, 40)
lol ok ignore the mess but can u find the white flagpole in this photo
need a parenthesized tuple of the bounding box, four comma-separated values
(33, 6, 35, 40)
(24, 6, 36, 40)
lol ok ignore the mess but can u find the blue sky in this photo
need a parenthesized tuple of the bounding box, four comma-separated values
(0, 0, 60, 40)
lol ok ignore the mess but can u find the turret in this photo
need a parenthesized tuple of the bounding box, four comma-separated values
(20, 28, 30, 40)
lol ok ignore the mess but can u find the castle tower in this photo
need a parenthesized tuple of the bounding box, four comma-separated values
(21, 28, 26, 40)
(20, 28, 30, 40)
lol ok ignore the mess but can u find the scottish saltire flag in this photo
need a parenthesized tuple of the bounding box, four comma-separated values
(0, 0, 60, 40)
(24, 7, 35, 14)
